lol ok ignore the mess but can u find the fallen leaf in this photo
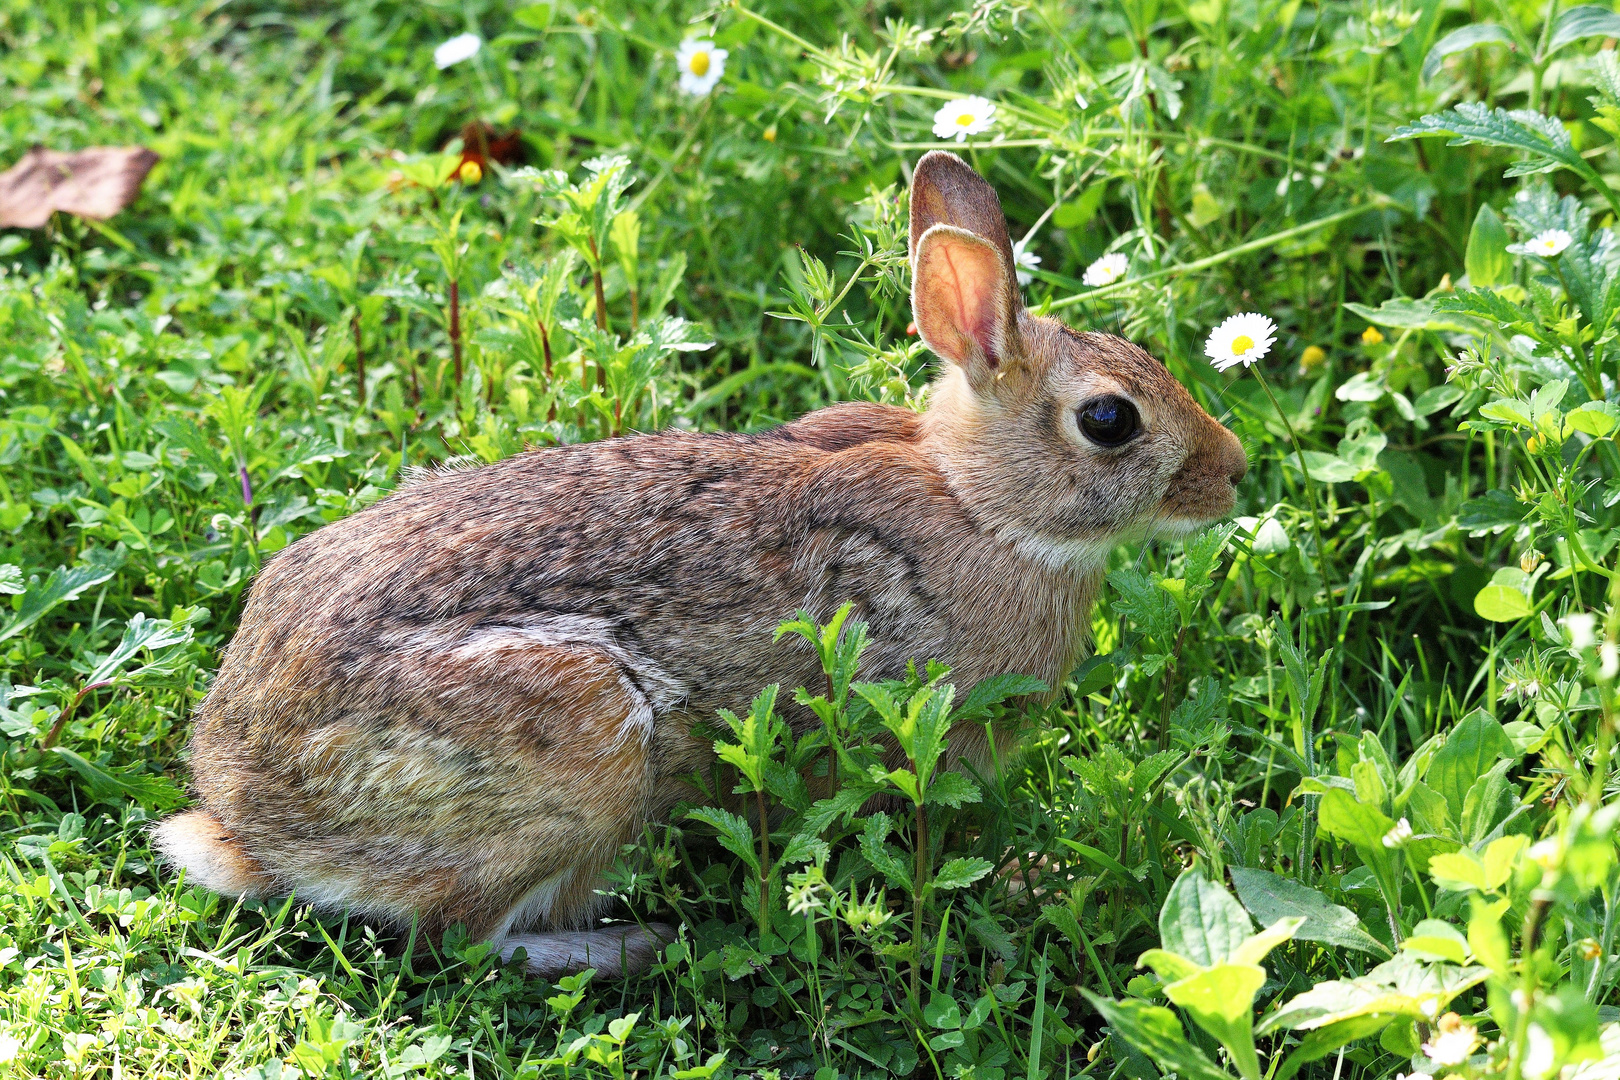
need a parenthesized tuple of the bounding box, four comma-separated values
(0, 146, 159, 229)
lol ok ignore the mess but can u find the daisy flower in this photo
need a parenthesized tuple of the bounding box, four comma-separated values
(1013, 239, 1041, 286)
(1204, 313, 1277, 372)
(1519, 229, 1573, 257)
(676, 38, 727, 96)
(434, 33, 482, 70)
(1083, 252, 1129, 288)
(1422, 1014, 1480, 1067)
(932, 96, 997, 141)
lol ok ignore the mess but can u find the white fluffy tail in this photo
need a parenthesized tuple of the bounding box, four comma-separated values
(151, 810, 273, 897)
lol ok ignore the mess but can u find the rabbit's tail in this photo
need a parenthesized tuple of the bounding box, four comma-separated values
(151, 810, 273, 897)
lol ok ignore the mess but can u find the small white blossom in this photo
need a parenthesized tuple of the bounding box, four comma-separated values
(1521, 229, 1573, 258)
(1083, 252, 1129, 288)
(1528, 837, 1562, 869)
(932, 96, 997, 141)
(1603, 641, 1619, 680)
(434, 33, 482, 70)
(1423, 1016, 1481, 1066)
(1382, 818, 1414, 848)
(675, 38, 728, 96)
(1564, 613, 1598, 650)
(1523, 1023, 1557, 1080)
(1013, 238, 1041, 286)
(1205, 313, 1277, 372)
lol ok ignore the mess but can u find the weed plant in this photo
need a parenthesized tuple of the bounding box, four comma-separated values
(0, 0, 1618, 1076)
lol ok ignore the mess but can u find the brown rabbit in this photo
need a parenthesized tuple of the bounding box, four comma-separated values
(154, 151, 1246, 978)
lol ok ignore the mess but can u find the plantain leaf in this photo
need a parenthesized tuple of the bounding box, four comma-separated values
(1549, 6, 1620, 54)
(1422, 24, 1516, 82)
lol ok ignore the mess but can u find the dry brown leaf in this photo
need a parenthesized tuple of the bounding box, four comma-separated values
(0, 146, 160, 229)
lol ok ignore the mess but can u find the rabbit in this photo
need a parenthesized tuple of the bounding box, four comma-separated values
(153, 150, 1247, 979)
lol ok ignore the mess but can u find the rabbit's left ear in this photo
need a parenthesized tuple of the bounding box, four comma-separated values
(911, 224, 1022, 390)
(909, 150, 1022, 305)
(909, 152, 1024, 390)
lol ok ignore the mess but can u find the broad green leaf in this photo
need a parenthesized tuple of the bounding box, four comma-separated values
(1413, 384, 1465, 417)
(1458, 490, 1528, 534)
(1317, 788, 1396, 852)
(1162, 964, 1266, 1080)
(1464, 204, 1513, 286)
(1428, 710, 1515, 822)
(1138, 948, 1203, 982)
(1399, 919, 1471, 964)
(1566, 401, 1620, 437)
(953, 672, 1048, 722)
(1283, 451, 1357, 483)
(1159, 870, 1254, 967)
(1549, 5, 1620, 53)
(1229, 868, 1392, 958)
(1081, 993, 1237, 1080)
(1230, 917, 1306, 966)
(49, 748, 187, 812)
(684, 807, 760, 873)
(1343, 298, 1485, 334)
(1428, 849, 1491, 892)
(1257, 954, 1489, 1033)
(1273, 1015, 1396, 1080)
(1423, 24, 1516, 82)
(1475, 584, 1533, 621)
(1467, 897, 1513, 974)
(1479, 398, 1534, 426)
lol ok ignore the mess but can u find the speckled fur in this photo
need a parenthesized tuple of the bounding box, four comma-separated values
(154, 152, 1246, 973)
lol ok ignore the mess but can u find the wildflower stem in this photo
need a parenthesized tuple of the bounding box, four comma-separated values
(1252, 369, 1337, 604)
(1052, 201, 1392, 309)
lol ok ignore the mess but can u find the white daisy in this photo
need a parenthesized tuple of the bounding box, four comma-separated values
(676, 38, 727, 96)
(1083, 252, 1129, 288)
(1423, 1016, 1480, 1067)
(1204, 313, 1277, 372)
(1013, 239, 1041, 286)
(932, 96, 997, 141)
(1523, 229, 1573, 257)
(434, 33, 482, 70)
(1564, 613, 1597, 650)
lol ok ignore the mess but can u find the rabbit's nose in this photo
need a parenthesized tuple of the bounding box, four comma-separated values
(1228, 455, 1248, 486)
(1221, 432, 1248, 486)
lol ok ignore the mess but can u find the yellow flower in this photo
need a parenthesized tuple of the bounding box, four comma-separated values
(763, 124, 777, 143)
(1361, 325, 1385, 346)
(1526, 433, 1542, 453)
(457, 160, 483, 184)
(1299, 345, 1326, 374)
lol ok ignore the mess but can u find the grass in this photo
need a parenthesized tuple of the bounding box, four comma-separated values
(0, 0, 1618, 1076)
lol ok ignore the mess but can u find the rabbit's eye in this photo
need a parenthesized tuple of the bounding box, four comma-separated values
(1077, 396, 1140, 447)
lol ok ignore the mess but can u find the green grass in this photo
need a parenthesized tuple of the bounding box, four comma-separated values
(1, 0, 1618, 1076)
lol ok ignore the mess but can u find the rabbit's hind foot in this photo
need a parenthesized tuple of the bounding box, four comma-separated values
(151, 810, 274, 898)
(499, 923, 674, 978)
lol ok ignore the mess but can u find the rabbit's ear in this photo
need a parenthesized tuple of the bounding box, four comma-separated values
(912, 223, 1023, 389)
(909, 150, 1021, 297)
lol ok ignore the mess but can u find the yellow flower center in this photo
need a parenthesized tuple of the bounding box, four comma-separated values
(957, 112, 975, 126)
(457, 160, 482, 184)
(1231, 334, 1255, 355)
(689, 51, 710, 77)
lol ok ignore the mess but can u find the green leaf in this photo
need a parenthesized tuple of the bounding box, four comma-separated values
(1413, 384, 1465, 417)
(1137, 947, 1203, 982)
(952, 672, 1048, 723)
(1428, 849, 1491, 892)
(1162, 963, 1267, 1080)
(1465, 204, 1513, 286)
(684, 807, 760, 873)
(1317, 788, 1395, 852)
(1459, 489, 1529, 534)
(932, 857, 994, 891)
(1399, 919, 1471, 964)
(1343, 297, 1486, 334)
(49, 748, 187, 811)
(1422, 24, 1516, 82)
(1081, 993, 1237, 1080)
(1159, 870, 1254, 967)
(1390, 103, 1590, 181)
(1273, 1015, 1395, 1080)
(1229, 868, 1392, 958)
(1428, 710, 1515, 822)
(1475, 584, 1533, 621)
(1256, 954, 1489, 1034)
(0, 561, 121, 645)
(1549, 5, 1620, 53)
(1567, 401, 1620, 437)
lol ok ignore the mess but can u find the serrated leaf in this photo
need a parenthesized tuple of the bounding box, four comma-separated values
(684, 807, 760, 873)
(952, 671, 1048, 722)
(932, 857, 994, 891)
(1390, 104, 1589, 183)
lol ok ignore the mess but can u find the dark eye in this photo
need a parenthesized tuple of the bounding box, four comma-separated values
(1077, 395, 1140, 447)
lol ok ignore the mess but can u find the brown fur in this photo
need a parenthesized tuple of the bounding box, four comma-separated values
(154, 151, 1246, 974)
